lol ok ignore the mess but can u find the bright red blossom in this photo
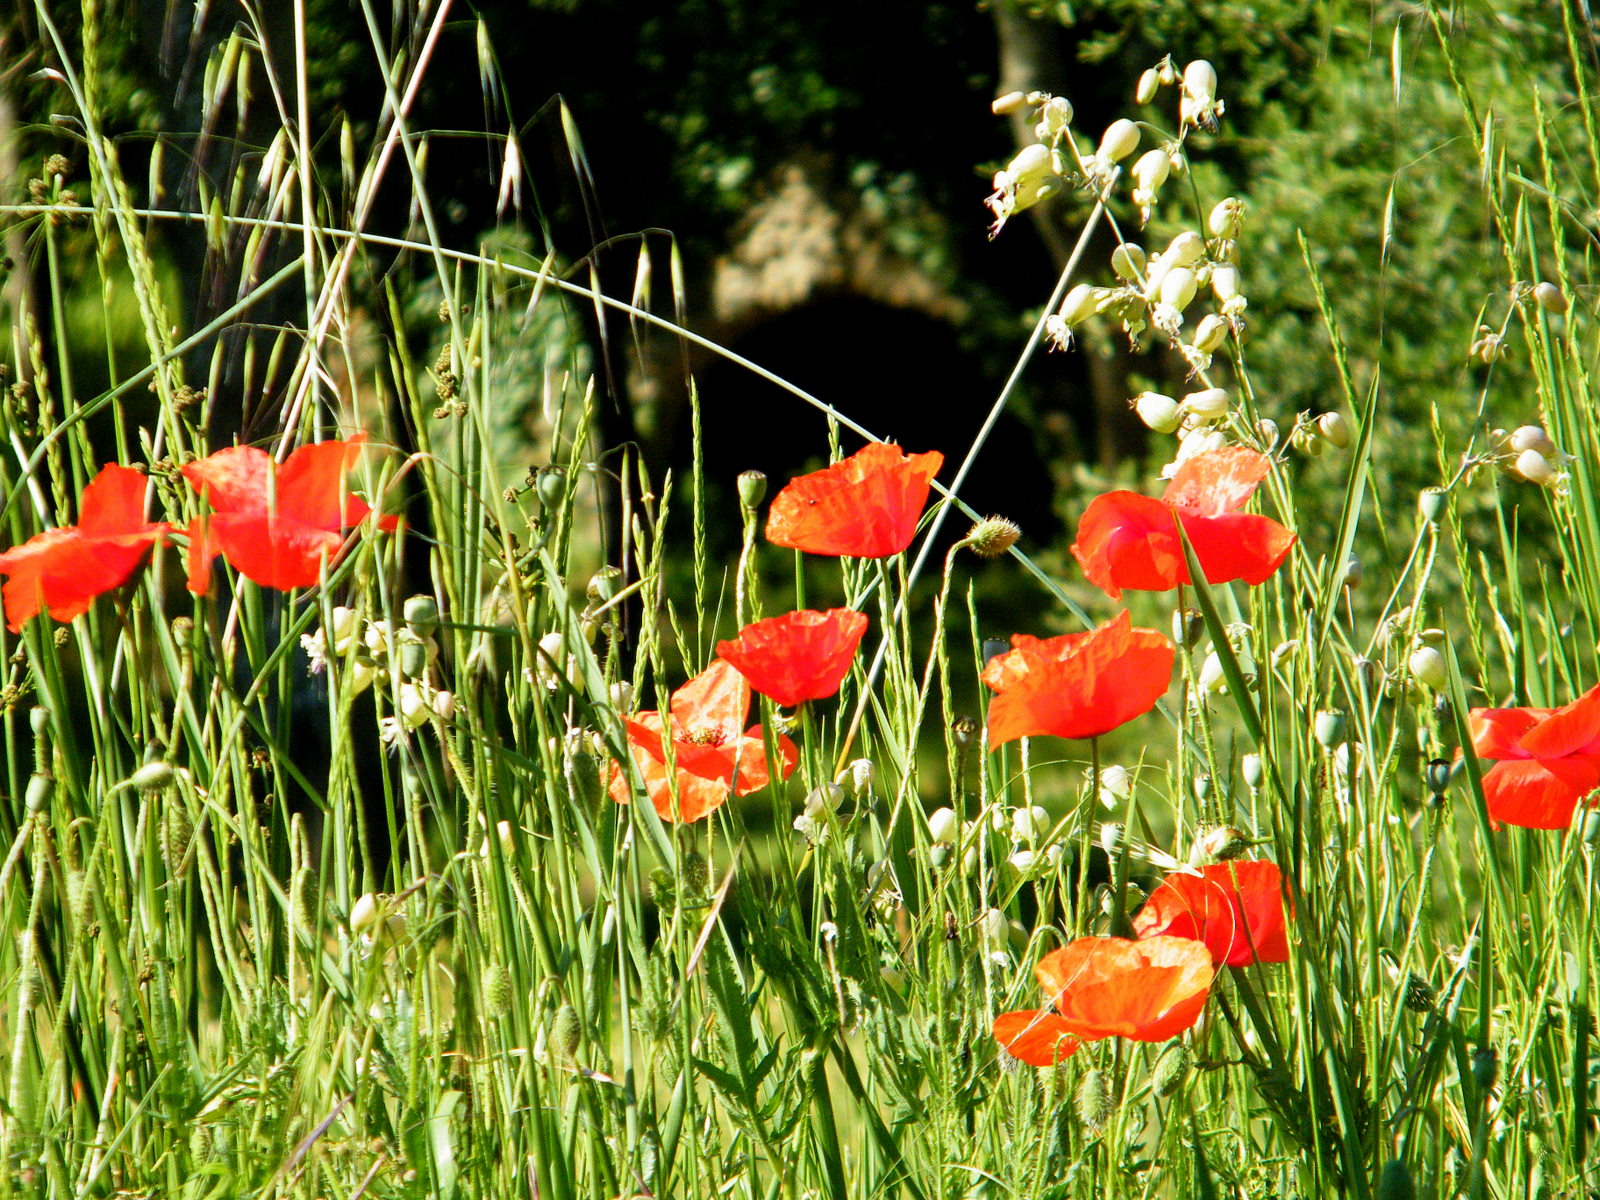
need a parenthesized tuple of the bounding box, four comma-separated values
(994, 936, 1214, 1066)
(183, 435, 394, 594)
(981, 610, 1174, 747)
(1468, 683, 1600, 829)
(715, 608, 868, 707)
(765, 443, 943, 558)
(608, 660, 799, 823)
(1132, 860, 1291, 967)
(0, 464, 171, 632)
(1070, 446, 1296, 600)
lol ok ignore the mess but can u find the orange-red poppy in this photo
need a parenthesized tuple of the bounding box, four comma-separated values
(981, 610, 1173, 747)
(715, 608, 869, 707)
(765, 442, 943, 558)
(608, 659, 799, 822)
(0, 464, 171, 632)
(183, 435, 394, 594)
(1132, 860, 1290, 967)
(994, 935, 1214, 1064)
(1468, 683, 1600, 828)
(1070, 446, 1295, 600)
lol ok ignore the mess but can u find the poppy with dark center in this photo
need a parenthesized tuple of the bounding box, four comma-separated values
(0, 463, 171, 632)
(993, 935, 1214, 1065)
(183, 435, 395, 594)
(765, 442, 943, 558)
(1468, 683, 1600, 828)
(1132, 860, 1291, 967)
(716, 608, 869, 707)
(981, 610, 1173, 747)
(608, 659, 799, 823)
(1070, 446, 1296, 600)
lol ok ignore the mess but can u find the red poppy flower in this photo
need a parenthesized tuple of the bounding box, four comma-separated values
(993, 935, 1214, 1064)
(1070, 446, 1296, 599)
(981, 610, 1173, 747)
(608, 659, 800, 822)
(0, 464, 172, 632)
(715, 608, 869, 707)
(183, 435, 395, 594)
(1132, 860, 1290, 967)
(765, 442, 943, 557)
(1468, 683, 1600, 828)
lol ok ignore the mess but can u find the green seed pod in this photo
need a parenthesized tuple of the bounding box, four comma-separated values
(1241, 754, 1265, 791)
(28, 707, 49, 738)
(570, 748, 604, 812)
(1151, 1043, 1192, 1098)
(1426, 758, 1454, 801)
(1533, 281, 1568, 314)
(403, 594, 440, 636)
(966, 516, 1021, 559)
(1171, 608, 1204, 649)
(161, 800, 194, 870)
(534, 465, 567, 508)
(483, 963, 513, 1018)
(129, 760, 177, 793)
(1075, 1067, 1112, 1133)
(1471, 1046, 1498, 1091)
(737, 470, 768, 510)
(1417, 490, 1445, 526)
(587, 566, 623, 605)
(551, 1003, 581, 1058)
(680, 850, 710, 897)
(1403, 973, 1436, 1014)
(1376, 1158, 1416, 1200)
(289, 865, 316, 933)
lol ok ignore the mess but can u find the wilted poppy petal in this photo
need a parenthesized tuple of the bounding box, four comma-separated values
(1517, 683, 1600, 758)
(203, 514, 347, 591)
(1034, 936, 1214, 1042)
(716, 608, 869, 707)
(993, 1010, 1079, 1066)
(1132, 861, 1290, 967)
(1161, 446, 1271, 516)
(1070, 491, 1184, 599)
(766, 443, 943, 558)
(983, 611, 1174, 746)
(1177, 512, 1297, 588)
(1482, 757, 1600, 830)
(669, 660, 752, 744)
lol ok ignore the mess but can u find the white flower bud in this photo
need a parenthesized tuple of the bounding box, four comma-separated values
(1533, 281, 1568, 313)
(1510, 425, 1557, 456)
(350, 892, 381, 933)
(609, 681, 635, 711)
(1159, 266, 1198, 312)
(1211, 263, 1244, 314)
(330, 605, 359, 650)
(979, 907, 1008, 943)
(1132, 149, 1170, 199)
(1199, 651, 1229, 695)
(1099, 763, 1133, 806)
(398, 682, 432, 729)
(1162, 231, 1206, 269)
(844, 757, 875, 796)
(1183, 60, 1218, 105)
(1110, 242, 1147, 283)
(1241, 753, 1264, 790)
(1012, 805, 1050, 843)
(1208, 197, 1244, 240)
(1134, 391, 1182, 434)
(1096, 118, 1141, 164)
(1165, 426, 1227, 476)
(1007, 848, 1038, 876)
(1408, 646, 1449, 690)
(991, 91, 1028, 116)
(928, 807, 959, 845)
(1058, 282, 1101, 327)
(1037, 96, 1074, 139)
(1514, 448, 1558, 485)
(1317, 411, 1352, 449)
(1181, 387, 1230, 422)
(1192, 313, 1229, 354)
(432, 690, 457, 721)
(1136, 68, 1162, 105)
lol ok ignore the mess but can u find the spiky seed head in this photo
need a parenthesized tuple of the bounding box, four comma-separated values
(483, 964, 514, 1017)
(1152, 1044, 1192, 1097)
(1076, 1068, 1112, 1133)
(967, 516, 1021, 559)
(551, 1003, 581, 1058)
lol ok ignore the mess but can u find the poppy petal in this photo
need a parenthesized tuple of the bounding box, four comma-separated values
(1468, 706, 1545, 758)
(669, 660, 752, 744)
(1070, 491, 1184, 599)
(1132, 861, 1290, 967)
(277, 436, 372, 527)
(204, 513, 347, 590)
(1161, 446, 1272, 516)
(1517, 683, 1600, 758)
(766, 444, 943, 558)
(993, 1010, 1079, 1066)
(1035, 936, 1214, 1043)
(1482, 757, 1600, 829)
(716, 608, 869, 707)
(182, 446, 274, 514)
(1176, 512, 1297, 588)
(76, 463, 155, 536)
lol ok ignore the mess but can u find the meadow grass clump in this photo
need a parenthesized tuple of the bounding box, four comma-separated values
(2, 3, 1600, 1198)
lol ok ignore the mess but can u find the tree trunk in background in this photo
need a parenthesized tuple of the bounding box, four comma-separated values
(991, 2, 1143, 471)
